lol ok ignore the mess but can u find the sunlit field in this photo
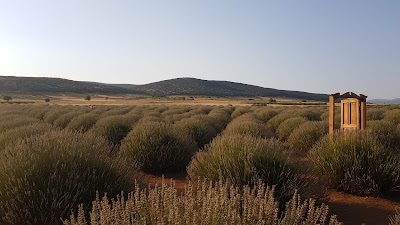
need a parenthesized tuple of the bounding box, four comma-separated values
(0, 95, 323, 106)
(0, 100, 400, 225)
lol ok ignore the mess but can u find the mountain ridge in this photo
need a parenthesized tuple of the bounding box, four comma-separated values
(0, 75, 328, 101)
(131, 77, 328, 101)
(368, 98, 400, 104)
(0, 76, 144, 95)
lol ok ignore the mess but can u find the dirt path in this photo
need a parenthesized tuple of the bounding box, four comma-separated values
(328, 192, 400, 225)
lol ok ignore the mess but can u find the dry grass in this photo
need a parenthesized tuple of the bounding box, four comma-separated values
(64, 179, 341, 225)
(32, 96, 257, 106)
(390, 213, 400, 225)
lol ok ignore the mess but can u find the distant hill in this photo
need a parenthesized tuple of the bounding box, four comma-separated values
(0, 76, 144, 95)
(368, 99, 400, 104)
(0, 76, 328, 101)
(106, 83, 137, 89)
(84, 81, 137, 89)
(131, 78, 328, 101)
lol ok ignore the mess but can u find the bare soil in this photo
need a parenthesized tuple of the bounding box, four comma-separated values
(328, 192, 400, 225)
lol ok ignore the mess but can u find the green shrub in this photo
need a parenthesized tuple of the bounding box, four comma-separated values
(223, 105, 236, 114)
(199, 106, 213, 114)
(138, 115, 165, 123)
(276, 117, 308, 141)
(85, 106, 109, 115)
(224, 114, 275, 139)
(164, 114, 185, 123)
(319, 110, 328, 120)
(0, 123, 55, 151)
(26, 106, 51, 120)
(66, 113, 99, 132)
(43, 109, 68, 124)
(121, 121, 197, 173)
(154, 105, 169, 113)
(0, 108, 20, 118)
(174, 115, 217, 148)
(161, 108, 186, 117)
(64, 179, 340, 225)
(309, 131, 400, 196)
(385, 109, 400, 124)
(367, 120, 400, 151)
(231, 107, 251, 119)
(142, 111, 162, 118)
(161, 106, 187, 123)
(367, 109, 385, 121)
(128, 111, 144, 120)
(266, 111, 294, 131)
(0, 131, 134, 225)
(208, 108, 231, 132)
(181, 108, 209, 118)
(0, 116, 40, 133)
(100, 106, 134, 117)
(2, 95, 12, 101)
(90, 115, 138, 146)
(188, 134, 304, 202)
(96, 106, 112, 114)
(53, 112, 81, 128)
(320, 110, 341, 128)
(287, 121, 328, 153)
(254, 108, 278, 122)
(295, 109, 322, 121)
(0, 113, 24, 122)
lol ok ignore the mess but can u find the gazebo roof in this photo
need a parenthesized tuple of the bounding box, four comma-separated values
(330, 92, 367, 100)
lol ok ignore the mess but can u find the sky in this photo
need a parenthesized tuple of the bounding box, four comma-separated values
(0, 1, 399, 99)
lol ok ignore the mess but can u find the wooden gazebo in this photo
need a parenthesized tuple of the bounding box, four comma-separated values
(329, 92, 367, 137)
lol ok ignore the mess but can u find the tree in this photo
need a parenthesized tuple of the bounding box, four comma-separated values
(85, 95, 91, 101)
(3, 96, 12, 102)
(45, 98, 50, 103)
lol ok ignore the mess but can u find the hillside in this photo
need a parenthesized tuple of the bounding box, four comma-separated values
(369, 99, 400, 104)
(0, 76, 144, 95)
(132, 78, 328, 101)
(0, 76, 328, 101)
(106, 83, 137, 89)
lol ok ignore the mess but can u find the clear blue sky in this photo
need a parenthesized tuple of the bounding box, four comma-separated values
(0, 1, 399, 99)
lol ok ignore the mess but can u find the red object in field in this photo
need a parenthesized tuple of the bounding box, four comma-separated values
(89, 104, 96, 109)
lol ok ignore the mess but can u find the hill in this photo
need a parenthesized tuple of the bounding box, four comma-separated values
(0, 76, 144, 95)
(368, 99, 400, 104)
(0, 76, 328, 101)
(106, 83, 137, 89)
(132, 78, 328, 101)
(83, 81, 137, 89)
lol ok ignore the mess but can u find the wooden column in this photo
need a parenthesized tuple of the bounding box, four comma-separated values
(360, 99, 367, 130)
(329, 95, 335, 138)
(356, 99, 361, 130)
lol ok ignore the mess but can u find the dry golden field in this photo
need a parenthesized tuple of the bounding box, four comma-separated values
(6, 95, 328, 107)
